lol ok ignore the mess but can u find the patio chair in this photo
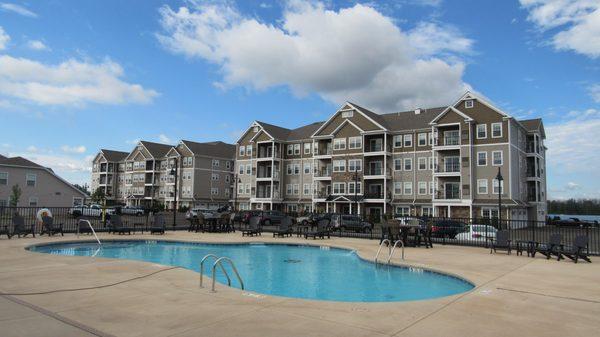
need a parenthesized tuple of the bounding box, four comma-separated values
(149, 214, 166, 235)
(77, 219, 94, 235)
(535, 234, 563, 260)
(380, 220, 400, 245)
(304, 219, 331, 240)
(110, 215, 132, 235)
(0, 223, 11, 239)
(40, 216, 64, 236)
(242, 216, 262, 237)
(273, 216, 294, 238)
(219, 213, 232, 232)
(490, 230, 511, 255)
(561, 235, 591, 263)
(12, 215, 35, 238)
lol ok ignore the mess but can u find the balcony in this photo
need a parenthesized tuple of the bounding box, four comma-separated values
(257, 149, 279, 160)
(256, 171, 279, 180)
(314, 168, 332, 179)
(364, 166, 389, 179)
(364, 191, 384, 199)
(434, 159, 461, 176)
(443, 135, 460, 146)
(435, 190, 460, 200)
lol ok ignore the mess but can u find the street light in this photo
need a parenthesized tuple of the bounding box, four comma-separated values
(495, 167, 504, 229)
(169, 158, 178, 227)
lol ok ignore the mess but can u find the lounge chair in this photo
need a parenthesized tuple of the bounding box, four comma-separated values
(12, 215, 35, 238)
(535, 233, 563, 260)
(273, 216, 294, 237)
(490, 230, 511, 255)
(242, 216, 262, 237)
(561, 235, 591, 263)
(304, 219, 331, 240)
(0, 223, 11, 239)
(40, 216, 64, 236)
(149, 214, 166, 235)
(110, 215, 132, 235)
(77, 219, 94, 235)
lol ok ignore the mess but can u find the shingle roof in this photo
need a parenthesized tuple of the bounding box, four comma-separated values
(0, 154, 6, 159)
(140, 141, 174, 158)
(101, 149, 129, 162)
(381, 107, 447, 131)
(519, 118, 542, 131)
(287, 122, 324, 140)
(256, 121, 292, 140)
(348, 102, 390, 129)
(0, 156, 45, 168)
(181, 140, 236, 158)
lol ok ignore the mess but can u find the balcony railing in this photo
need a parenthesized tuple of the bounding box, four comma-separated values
(435, 190, 460, 199)
(443, 135, 460, 146)
(435, 162, 460, 173)
(364, 191, 383, 199)
(257, 171, 279, 179)
(316, 148, 333, 156)
(314, 169, 332, 177)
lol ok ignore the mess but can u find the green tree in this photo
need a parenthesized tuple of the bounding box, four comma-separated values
(9, 184, 22, 207)
(90, 187, 106, 204)
(74, 183, 90, 195)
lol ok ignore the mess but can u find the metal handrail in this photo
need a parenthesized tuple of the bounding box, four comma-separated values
(388, 240, 405, 263)
(199, 254, 230, 288)
(211, 257, 244, 292)
(375, 239, 391, 264)
(77, 219, 101, 245)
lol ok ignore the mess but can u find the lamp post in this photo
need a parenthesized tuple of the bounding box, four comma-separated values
(495, 167, 504, 229)
(169, 158, 178, 227)
(233, 174, 241, 212)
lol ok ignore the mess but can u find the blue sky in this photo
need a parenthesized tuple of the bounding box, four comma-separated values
(0, 0, 599, 199)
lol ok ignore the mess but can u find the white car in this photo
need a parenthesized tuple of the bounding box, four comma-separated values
(70, 204, 105, 217)
(186, 208, 215, 219)
(120, 205, 144, 216)
(454, 224, 497, 241)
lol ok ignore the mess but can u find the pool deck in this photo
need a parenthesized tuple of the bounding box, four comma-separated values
(0, 232, 599, 337)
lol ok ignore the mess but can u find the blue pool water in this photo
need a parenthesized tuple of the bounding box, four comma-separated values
(29, 241, 474, 302)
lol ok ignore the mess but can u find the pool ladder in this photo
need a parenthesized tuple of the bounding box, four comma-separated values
(199, 254, 244, 292)
(375, 239, 404, 264)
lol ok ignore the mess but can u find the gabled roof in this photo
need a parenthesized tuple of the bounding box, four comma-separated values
(519, 118, 545, 138)
(0, 156, 45, 168)
(287, 122, 323, 140)
(311, 101, 387, 137)
(181, 140, 236, 158)
(255, 121, 292, 140)
(0, 154, 6, 160)
(139, 141, 173, 158)
(348, 102, 389, 130)
(380, 107, 446, 131)
(100, 149, 129, 162)
(430, 91, 510, 125)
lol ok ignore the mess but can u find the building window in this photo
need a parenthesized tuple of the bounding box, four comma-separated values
(246, 165, 251, 175)
(393, 135, 402, 148)
(245, 183, 251, 194)
(403, 134, 413, 147)
(246, 145, 252, 157)
(482, 207, 499, 219)
(492, 151, 503, 166)
(465, 99, 474, 108)
(225, 175, 230, 183)
(238, 164, 244, 175)
(211, 173, 219, 181)
(418, 182, 427, 195)
(294, 144, 301, 155)
(226, 161, 231, 169)
(396, 206, 410, 216)
(404, 182, 413, 195)
(477, 179, 488, 194)
(211, 188, 219, 195)
(28, 197, 38, 206)
(304, 143, 311, 154)
(304, 163, 311, 174)
(418, 157, 427, 170)
(239, 146, 245, 156)
(287, 145, 293, 155)
(0, 172, 7, 185)
(333, 160, 346, 172)
(341, 110, 354, 118)
(253, 126, 259, 132)
(333, 182, 346, 194)
(294, 164, 300, 175)
(348, 159, 362, 172)
(492, 122, 502, 138)
(394, 158, 402, 171)
(428, 132, 434, 146)
(303, 184, 311, 195)
(26, 173, 36, 187)
(394, 182, 402, 195)
(348, 182, 361, 194)
(477, 152, 487, 166)
(429, 181, 434, 195)
(493, 178, 504, 194)
(293, 184, 300, 195)
(418, 133, 427, 146)
(333, 138, 346, 150)
(422, 207, 433, 217)
(348, 136, 362, 149)
(476, 124, 487, 139)
(238, 184, 244, 195)
(212, 159, 220, 167)
(404, 158, 412, 171)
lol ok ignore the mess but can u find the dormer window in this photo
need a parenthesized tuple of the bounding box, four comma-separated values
(341, 110, 353, 118)
(465, 100, 474, 108)
(253, 126, 259, 132)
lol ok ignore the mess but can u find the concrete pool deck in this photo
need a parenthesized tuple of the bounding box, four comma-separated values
(0, 233, 599, 337)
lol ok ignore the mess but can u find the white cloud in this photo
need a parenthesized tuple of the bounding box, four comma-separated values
(26, 40, 49, 51)
(0, 3, 37, 18)
(158, 134, 172, 143)
(157, 1, 471, 111)
(546, 108, 600, 173)
(0, 55, 159, 106)
(0, 26, 9, 50)
(566, 182, 581, 190)
(126, 138, 140, 145)
(589, 84, 600, 103)
(61, 145, 86, 154)
(520, 0, 600, 58)
(26, 145, 38, 152)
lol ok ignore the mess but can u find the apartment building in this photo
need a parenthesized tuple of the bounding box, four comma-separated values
(0, 155, 88, 207)
(234, 91, 547, 222)
(91, 140, 235, 210)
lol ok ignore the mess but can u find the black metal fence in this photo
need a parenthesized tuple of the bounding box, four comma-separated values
(1, 207, 599, 255)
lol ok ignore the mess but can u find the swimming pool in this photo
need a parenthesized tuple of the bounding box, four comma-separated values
(29, 240, 474, 302)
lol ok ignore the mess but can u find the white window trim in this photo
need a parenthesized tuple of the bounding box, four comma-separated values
(393, 182, 403, 195)
(417, 133, 427, 146)
(394, 158, 402, 171)
(491, 122, 503, 138)
(393, 135, 403, 148)
(404, 158, 412, 171)
(333, 138, 346, 150)
(348, 136, 362, 149)
(333, 160, 346, 172)
(493, 179, 504, 195)
(492, 150, 503, 166)
(403, 134, 413, 147)
(418, 157, 427, 171)
(348, 159, 362, 172)
(418, 181, 427, 195)
(403, 182, 413, 195)
(0, 171, 7, 185)
(304, 143, 311, 154)
(465, 99, 474, 108)
(25, 173, 36, 187)
(476, 124, 487, 139)
(477, 179, 488, 194)
(477, 152, 487, 166)
(28, 196, 38, 206)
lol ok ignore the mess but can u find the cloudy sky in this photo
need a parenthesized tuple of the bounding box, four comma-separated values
(0, 0, 599, 199)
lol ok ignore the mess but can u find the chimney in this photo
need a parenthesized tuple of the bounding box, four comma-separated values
(414, 108, 421, 115)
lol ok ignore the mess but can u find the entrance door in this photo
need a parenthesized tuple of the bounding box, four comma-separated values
(368, 184, 382, 199)
(368, 207, 382, 223)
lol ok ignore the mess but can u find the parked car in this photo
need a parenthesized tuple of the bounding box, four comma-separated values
(330, 214, 373, 233)
(260, 210, 287, 226)
(454, 224, 497, 241)
(431, 220, 469, 238)
(296, 213, 318, 226)
(240, 210, 263, 224)
(185, 208, 215, 219)
(552, 217, 592, 227)
(69, 204, 105, 217)
(120, 205, 145, 216)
